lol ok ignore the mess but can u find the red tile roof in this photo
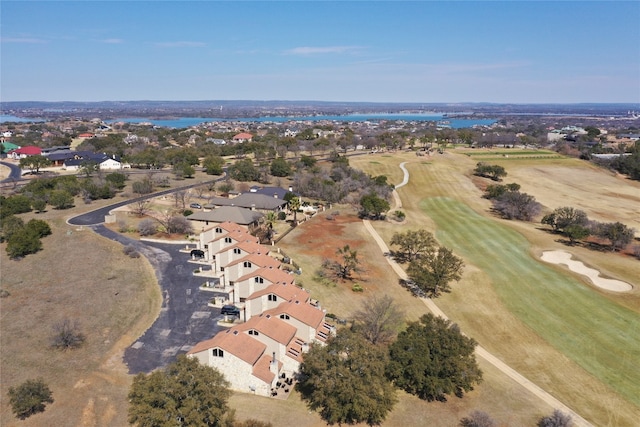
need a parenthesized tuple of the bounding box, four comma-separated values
(235, 267, 296, 288)
(252, 353, 279, 384)
(236, 313, 297, 345)
(187, 329, 266, 365)
(233, 132, 253, 140)
(9, 146, 41, 155)
(226, 253, 281, 270)
(264, 299, 325, 329)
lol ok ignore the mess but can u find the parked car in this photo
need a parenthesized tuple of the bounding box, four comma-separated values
(190, 249, 205, 258)
(221, 305, 240, 316)
(190, 203, 202, 209)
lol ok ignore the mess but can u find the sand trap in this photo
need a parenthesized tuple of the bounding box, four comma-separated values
(541, 250, 632, 292)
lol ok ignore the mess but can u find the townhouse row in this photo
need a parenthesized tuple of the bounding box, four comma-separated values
(186, 221, 335, 397)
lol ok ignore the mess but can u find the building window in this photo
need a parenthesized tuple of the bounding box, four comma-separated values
(215, 228, 222, 233)
(212, 348, 224, 357)
(279, 314, 290, 320)
(255, 277, 264, 284)
(233, 248, 241, 254)
(224, 237, 232, 243)
(243, 261, 252, 268)
(268, 294, 277, 301)
(248, 330, 259, 336)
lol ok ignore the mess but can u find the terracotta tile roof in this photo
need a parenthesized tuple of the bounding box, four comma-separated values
(217, 221, 248, 234)
(187, 329, 266, 365)
(264, 299, 325, 329)
(233, 132, 253, 140)
(236, 313, 297, 345)
(210, 229, 257, 247)
(214, 238, 267, 256)
(235, 267, 296, 288)
(226, 253, 281, 270)
(252, 353, 279, 384)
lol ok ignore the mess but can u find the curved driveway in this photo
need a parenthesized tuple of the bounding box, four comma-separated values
(0, 160, 22, 182)
(367, 161, 592, 427)
(68, 178, 218, 226)
(67, 178, 226, 374)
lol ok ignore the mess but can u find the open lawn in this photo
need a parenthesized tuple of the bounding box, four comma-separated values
(350, 150, 640, 426)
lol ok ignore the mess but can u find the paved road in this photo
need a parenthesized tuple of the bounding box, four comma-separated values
(92, 224, 226, 373)
(68, 178, 218, 226)
(64, 178, 226, 373)
(0, 160, 22, 182)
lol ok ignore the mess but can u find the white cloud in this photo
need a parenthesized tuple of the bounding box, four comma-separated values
(155, 41, 206, 48)
(1, 37, 47, 44)
(284, 46, 362, 55)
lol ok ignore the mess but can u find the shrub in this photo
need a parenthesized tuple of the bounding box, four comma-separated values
(459, 410, 496, 427)
(352, 283, 364, 292)
(25, 219, 51, 238)
(138, 219, 157, 236)
(8, 378, 54, 419)
(123, 244, 140, 258)
(277, 211, 287, 221)
(6, 228, 42, 258)
(51, 318, 86, 350)
(537, 409, 573, 427)
(31, 198, 47, 213)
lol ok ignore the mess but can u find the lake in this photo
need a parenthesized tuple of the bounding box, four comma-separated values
(108, 114, 497, 129)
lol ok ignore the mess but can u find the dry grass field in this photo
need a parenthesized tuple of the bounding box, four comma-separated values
(0, 213, 161, 427)
(2, 152, 639, 426)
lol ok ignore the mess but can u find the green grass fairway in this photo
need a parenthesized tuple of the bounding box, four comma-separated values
(421, 196, 640, 407)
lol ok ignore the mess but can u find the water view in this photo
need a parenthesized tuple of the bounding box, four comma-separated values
(108, 114, 497, 129)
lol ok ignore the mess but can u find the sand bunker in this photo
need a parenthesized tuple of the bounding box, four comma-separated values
(541, 250, 632, 292)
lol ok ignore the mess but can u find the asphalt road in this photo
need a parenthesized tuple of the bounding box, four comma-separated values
(64, 178, 226, 373)
(67, 178, 218, 226)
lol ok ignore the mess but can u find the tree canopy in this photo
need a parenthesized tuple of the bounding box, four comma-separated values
(473, 162, 507, 181)
(19, 154, 52, 174)
(359, 193, 390, 219)
(390, 229, 437, 262)
(407, 246, 464, 298)
(297, 329, 397, 426)
(541, 206, 588, 233)
(128, 355, 234, 427)
(387, 314, 482, 402)
(353, 294, 405, 346)
(8, 378, 54, 419)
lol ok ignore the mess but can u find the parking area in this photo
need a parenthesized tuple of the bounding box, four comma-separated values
(91, 226, 227, 374)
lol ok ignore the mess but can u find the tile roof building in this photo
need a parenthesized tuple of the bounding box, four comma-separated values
(187, 221, 334, 397)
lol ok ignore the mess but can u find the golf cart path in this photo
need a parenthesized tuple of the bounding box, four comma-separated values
(363, 161, 592, 426)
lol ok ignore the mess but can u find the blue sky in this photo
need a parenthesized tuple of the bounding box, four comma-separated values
(1, 1, 639, 103)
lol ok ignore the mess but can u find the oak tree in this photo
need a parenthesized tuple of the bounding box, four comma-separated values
(390, 229, 437, 262)
(297, 329, 397, 426)
(128, 355, 234, 427)
(353, 294, 405, 345)
(387, 314, 482, 401)
(407, 246, 464, 298)
(8, 378, 54, 419)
